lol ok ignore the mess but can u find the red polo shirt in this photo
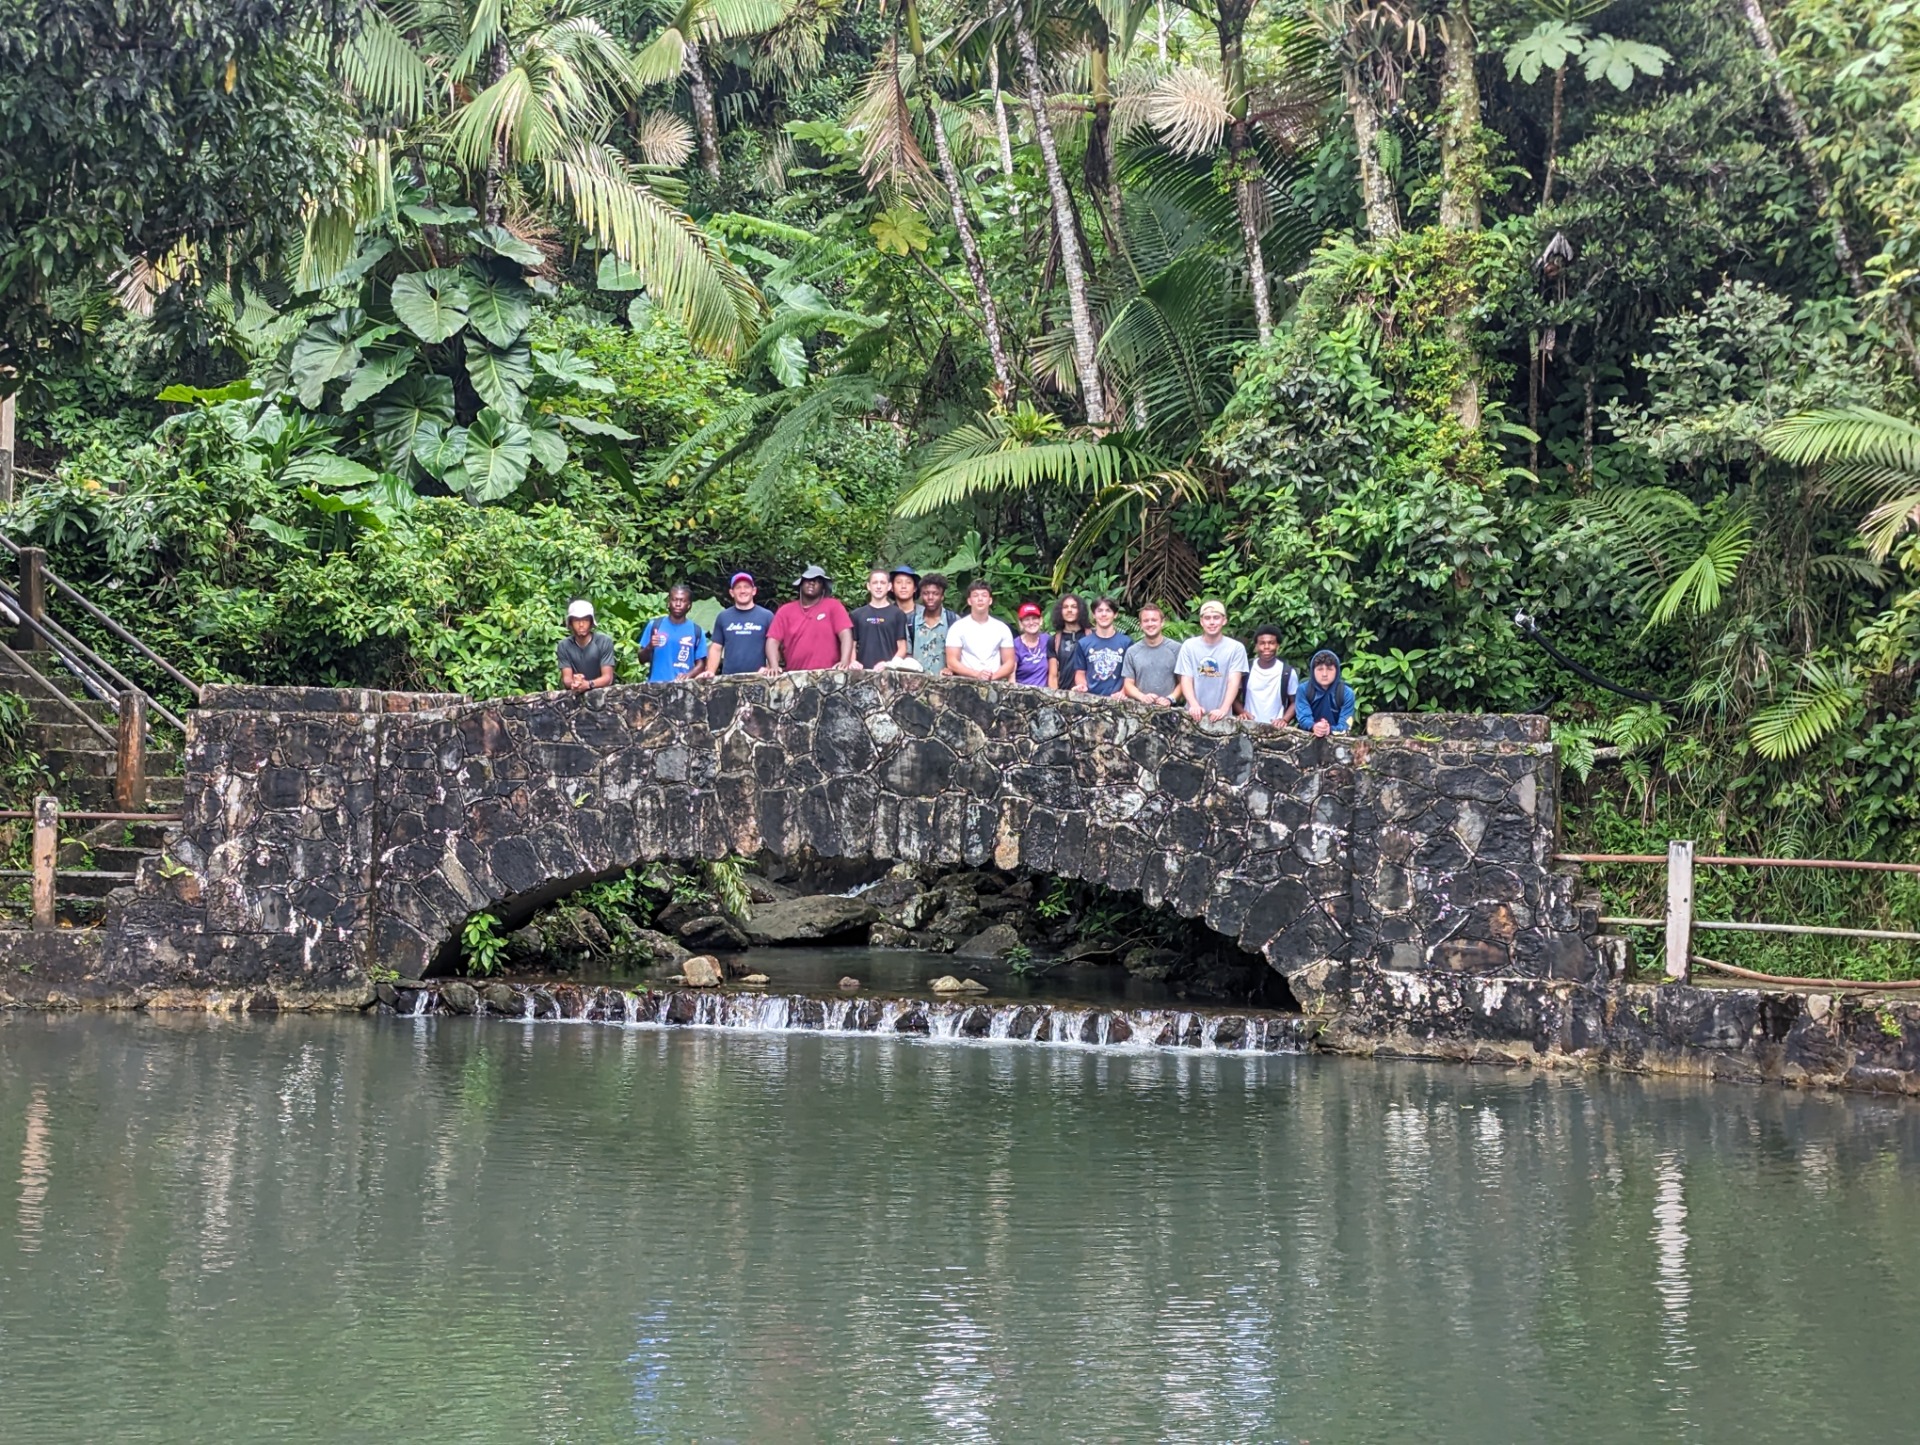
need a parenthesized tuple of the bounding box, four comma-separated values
(768, 596, 852, 670)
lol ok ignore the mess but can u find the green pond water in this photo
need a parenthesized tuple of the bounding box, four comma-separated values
(1, 1012, 1916, 1443)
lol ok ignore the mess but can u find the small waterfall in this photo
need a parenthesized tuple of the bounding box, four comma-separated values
(386, 982, 1310, 1055)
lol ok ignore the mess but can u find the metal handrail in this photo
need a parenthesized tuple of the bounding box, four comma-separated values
(1558, 852, 1920, 876)
(0, 581, 185, 733)
(44, 569, 203, 703)
(0, 529, 204, 710)
(0, 639, 114, 747)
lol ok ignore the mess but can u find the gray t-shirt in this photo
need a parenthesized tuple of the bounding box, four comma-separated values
(556, 631, 616, 683)
(1121, 635, 1180, 700)
(1174, 634, 1249, 712)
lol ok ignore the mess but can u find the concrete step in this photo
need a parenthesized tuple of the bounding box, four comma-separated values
(44, 749, 113, 779)
(82, 817, 173, 850)
(0, 869, 133, 901)
(23, 694, 116, 724)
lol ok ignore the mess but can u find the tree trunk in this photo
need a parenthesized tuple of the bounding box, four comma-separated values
(1541, 64, 1566, 206)
(1218, 18, 1271, 342)
(1733, 0, 1858, 291)
(988, 48, 1015, 176)
(685, 37, 722, 182)
(1015, 17, 1105, 425)
(1156, 1, 1169, 62)
(1437, 1, 1483, 429)
(1346, 80, 1399, 241)
(908, 10, 1014, 401)
(482, 37, 511, 223)
(1437, 1, 1483, 232)
(1085, 26, 1124, 255)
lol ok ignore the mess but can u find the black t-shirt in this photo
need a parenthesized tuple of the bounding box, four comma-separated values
(849, 604, 910, 668)
(1051, 627, 1088, 689)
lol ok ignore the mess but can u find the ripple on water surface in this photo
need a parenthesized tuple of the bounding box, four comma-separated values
(0, 1013, 1917, 1442)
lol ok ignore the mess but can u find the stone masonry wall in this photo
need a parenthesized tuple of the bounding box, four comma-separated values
(96, 676, 1594, 1002)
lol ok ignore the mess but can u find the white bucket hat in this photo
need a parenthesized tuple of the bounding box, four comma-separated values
(566, 598, 594, 620)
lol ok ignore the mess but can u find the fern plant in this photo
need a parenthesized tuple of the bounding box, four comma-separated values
(1748, 660, 1863, 761)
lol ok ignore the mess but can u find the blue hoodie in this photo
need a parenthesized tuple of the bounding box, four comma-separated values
(1295, 648, 1356, 733)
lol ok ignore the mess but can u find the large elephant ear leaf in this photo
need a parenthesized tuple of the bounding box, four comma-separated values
(372, 373, 456, 469)
(466, 342, 534, 417)
(526, 411, 570, 473)
(473, 223, 546, 267)
(463, 269, 534, 347)
(288, 314, 365, 409)
(338, 346, 419, 411)
(453, 409, 532, 502)
(412, 421, 470, 482)
(390, 268, 471, 343)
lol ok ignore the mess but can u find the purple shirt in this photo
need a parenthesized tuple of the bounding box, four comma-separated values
(1012, 632, 1052, 685)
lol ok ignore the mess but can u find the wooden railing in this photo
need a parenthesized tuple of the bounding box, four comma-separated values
(0, 797, 181, 929)
(0, 536, 203, 808)
(1557, 844, 1920, 989)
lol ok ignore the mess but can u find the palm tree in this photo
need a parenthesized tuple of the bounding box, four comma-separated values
(337, 0, 760, 357)
(632, 0, 790, 181)
(1005, 0, 1108, 424)
(850, 3, 1015, 399)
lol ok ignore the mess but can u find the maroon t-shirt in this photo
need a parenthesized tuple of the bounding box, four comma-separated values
(769, 597, 852, 671)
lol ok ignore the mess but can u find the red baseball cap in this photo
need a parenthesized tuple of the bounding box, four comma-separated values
(1017, 602, 1043, 619)
(729, 572, 755, 587)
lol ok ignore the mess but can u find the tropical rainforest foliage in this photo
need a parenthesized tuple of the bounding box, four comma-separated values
(2, 0, 1919, 977)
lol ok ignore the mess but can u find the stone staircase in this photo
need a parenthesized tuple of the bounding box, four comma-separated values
(0, 649, 182, 926)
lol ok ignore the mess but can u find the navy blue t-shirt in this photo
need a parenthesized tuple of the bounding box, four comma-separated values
(712, 605, 775, 674)
(1072, 632, 1132, 696)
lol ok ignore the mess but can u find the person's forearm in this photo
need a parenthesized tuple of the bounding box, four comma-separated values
(766, 640, 784, 672)
(1047, 658, 1059, 688)
(993, 652, 1015, 681)
(837, 630, 854, 668)
(594, 668, 614, 690)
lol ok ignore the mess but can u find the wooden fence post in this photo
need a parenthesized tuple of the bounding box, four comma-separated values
(114, 690, 147, 812)
(1665, 839, 1694, 983)
(16, 545, 45, 651)
(30, 793, 57, 930)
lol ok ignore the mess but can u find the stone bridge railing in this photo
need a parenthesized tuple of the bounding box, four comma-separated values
(96, 675, 1599, 1006)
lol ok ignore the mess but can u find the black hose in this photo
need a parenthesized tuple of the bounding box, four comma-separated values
(1512, 611, 1681, 707)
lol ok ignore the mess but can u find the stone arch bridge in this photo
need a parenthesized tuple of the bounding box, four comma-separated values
(98, 674, 1599, 1007)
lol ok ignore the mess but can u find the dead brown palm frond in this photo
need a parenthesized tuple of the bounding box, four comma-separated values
(851, 38, 938, 201)
(1125, 505, 1206, 607)
(1145, 63, 1231, 157)
(635, 110, 697, 168)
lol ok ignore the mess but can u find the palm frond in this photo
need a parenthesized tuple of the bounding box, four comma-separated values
(850, 41, 937, 200)
(1763, 406, 1920, 472)
(1644, 511, 1754, 630)
(699, 0, 790, 42)
(342, 4, 435, 121)
(1748, 661, 1861, 760)
(896, 431, 1175, 516)
(543, 140, 761, 357)
(632, 25, 690, 87)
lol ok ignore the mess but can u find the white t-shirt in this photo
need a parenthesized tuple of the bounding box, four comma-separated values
(945, 615, 1014, 674)
(1244, 658, 1297, 723)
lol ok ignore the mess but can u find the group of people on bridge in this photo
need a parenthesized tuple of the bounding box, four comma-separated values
(556, 564, 1357, 735)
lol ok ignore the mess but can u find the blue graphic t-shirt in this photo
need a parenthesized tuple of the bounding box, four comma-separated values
(713, 605, 775, 675)
(644, 616, 706, 681)
(1072, 632, 1133, 696)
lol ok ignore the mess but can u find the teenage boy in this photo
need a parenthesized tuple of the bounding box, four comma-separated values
(638, 582, 709, 682)
(849, 568, 911, 669)
(557, 599, 615, 693)
(707, 573, 776, 676)
(911, 573, 958, 673)
(767, 564, 854, 672)
(1120, 602, 1180, 707)
(1241, 627, 1298, 725)
(889, 565, 920, 618)
(1175, 599, 1248, 722)
(1295, 649, 1357, 735)
(1071, 596, 1132, 696)
(944, 580, 1015, 680)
